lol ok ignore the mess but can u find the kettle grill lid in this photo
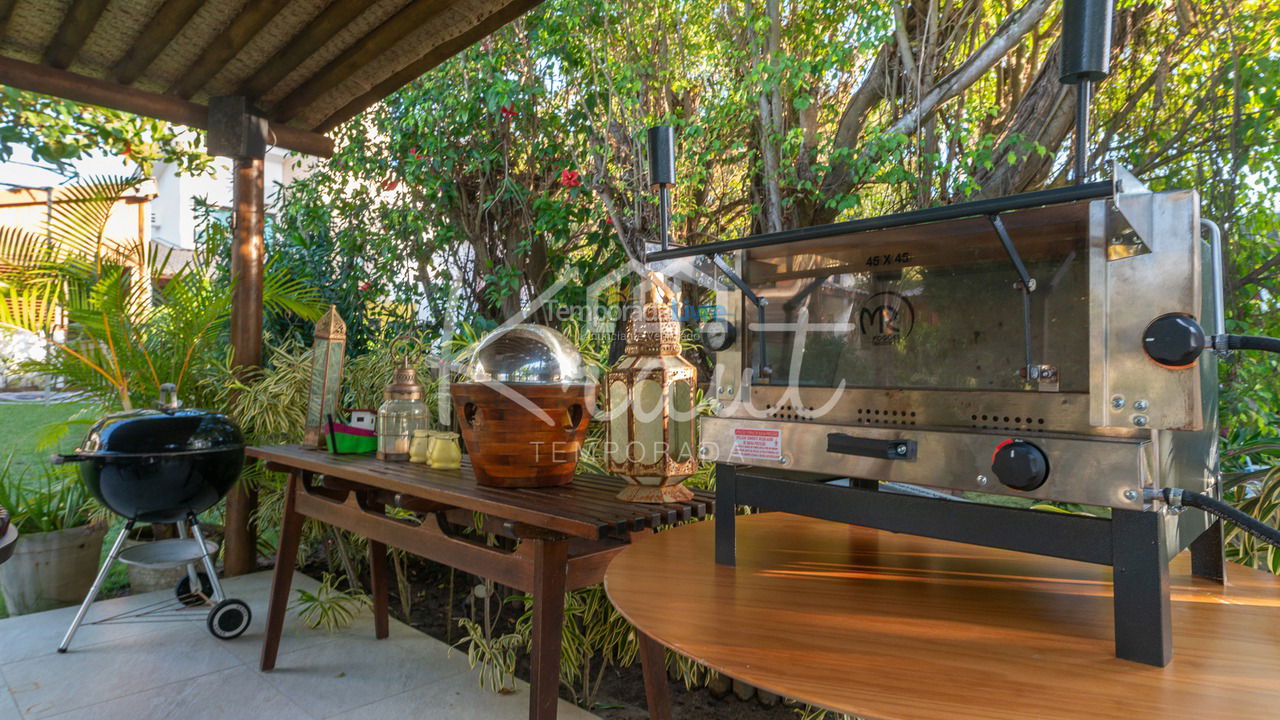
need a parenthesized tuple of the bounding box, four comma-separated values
(77, 408, 245, 457)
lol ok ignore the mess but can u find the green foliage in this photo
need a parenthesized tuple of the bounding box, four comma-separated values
(511, 584, 639, 708)
(0, 88, 213, 177)
(0, 176, 324, 413)
(0, 453, 96, 533)
(293, 572, 373, 632)
(455, 617, 524, 694)
(1221, 439, 1280, 572)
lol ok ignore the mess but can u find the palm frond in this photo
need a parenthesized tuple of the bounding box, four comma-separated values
(43, 175, 142, 262)
(262, 257, 325, 321)
(0, 225, 56, 284)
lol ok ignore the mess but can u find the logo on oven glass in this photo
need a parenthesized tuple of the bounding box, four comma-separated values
(859, 292, 914, 346)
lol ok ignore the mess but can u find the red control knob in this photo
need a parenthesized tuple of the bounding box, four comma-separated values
(991, 439, 1049, 492)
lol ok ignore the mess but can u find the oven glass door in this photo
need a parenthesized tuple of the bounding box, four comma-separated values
(743, 207, 1091, 393)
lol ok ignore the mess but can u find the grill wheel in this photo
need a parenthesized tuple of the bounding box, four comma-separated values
(207, 599, 252, 639)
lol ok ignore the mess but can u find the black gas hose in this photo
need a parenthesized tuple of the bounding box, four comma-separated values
(1159, 488, 1280, 549)
(1222, 334, 1280, 354)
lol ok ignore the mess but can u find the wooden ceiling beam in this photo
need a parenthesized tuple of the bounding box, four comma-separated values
(111, 0, 205, 85)
(43, 0, 111, 69)
(318, 0, 544, 133)
(169, 0, 292, 100)
(237, 1, 372, 100)
(272, 0, 464, 123)
(0, 0, 19, 42)
(0, 56, 333, 157)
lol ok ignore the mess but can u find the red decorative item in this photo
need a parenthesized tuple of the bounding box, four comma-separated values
(500, 103, 517, 119)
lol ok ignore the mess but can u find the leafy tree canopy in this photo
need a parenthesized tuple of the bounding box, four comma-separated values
(0, 87, 214, 177)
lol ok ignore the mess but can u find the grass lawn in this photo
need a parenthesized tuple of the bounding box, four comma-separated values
(0, 400, 130, 619)
(0, 401, 93, 472)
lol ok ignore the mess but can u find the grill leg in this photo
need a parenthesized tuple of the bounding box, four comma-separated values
(189, 515, 225, 603)
(715, 463, 737, 566)
(59, 520, 133, 653)
(177, 519, 204, 599)
(1111, 509, 1172, 666)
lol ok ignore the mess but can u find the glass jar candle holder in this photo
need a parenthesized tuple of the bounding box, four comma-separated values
(376, 355, 429, 461)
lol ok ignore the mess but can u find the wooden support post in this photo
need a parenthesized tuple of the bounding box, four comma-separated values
(224, 151, 264, 577)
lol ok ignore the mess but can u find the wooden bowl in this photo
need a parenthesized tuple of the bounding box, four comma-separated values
(451, 382, 596, 488)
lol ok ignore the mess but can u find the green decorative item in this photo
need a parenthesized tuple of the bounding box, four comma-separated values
(305, 306, 347, 448)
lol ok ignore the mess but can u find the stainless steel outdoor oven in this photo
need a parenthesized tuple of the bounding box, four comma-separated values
(647, 165, 1227, 667)
(705, 166, 1217, 523)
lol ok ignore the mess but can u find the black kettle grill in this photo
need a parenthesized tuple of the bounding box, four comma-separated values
(58, 385, 245, 523)
(54, 384, 252, 651)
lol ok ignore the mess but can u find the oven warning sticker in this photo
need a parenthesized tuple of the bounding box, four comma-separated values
(732, 427, 783, 462)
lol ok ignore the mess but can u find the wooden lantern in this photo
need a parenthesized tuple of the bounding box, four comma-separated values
(605, 273, 698, 502)
(304, 305, 346, 448)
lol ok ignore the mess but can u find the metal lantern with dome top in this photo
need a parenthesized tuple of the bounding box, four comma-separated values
(376, 346, 430, 461)
(450, 324, 596, 487)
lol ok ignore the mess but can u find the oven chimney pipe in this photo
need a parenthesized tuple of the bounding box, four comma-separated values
(648, 125, 675, 252)
(1059, 0, 1114, 183)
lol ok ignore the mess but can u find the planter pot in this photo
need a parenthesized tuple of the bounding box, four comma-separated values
(0, 523, 108, 615)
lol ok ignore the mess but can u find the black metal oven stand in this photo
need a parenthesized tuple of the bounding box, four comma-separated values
(714, 464, 1226, 667)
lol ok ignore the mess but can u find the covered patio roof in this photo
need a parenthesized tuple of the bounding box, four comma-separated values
(0, 0, 546, 157)
(0, 0, 549, 575)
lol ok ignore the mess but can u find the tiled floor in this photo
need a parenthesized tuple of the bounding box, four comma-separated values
(0, 571, 597, 720)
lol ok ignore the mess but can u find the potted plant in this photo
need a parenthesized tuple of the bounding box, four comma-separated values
(0, 457, 107, 615)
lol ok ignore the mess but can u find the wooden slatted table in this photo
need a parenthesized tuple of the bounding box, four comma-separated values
(247, 445, 710, 720)
(605, 511, 1280, 720)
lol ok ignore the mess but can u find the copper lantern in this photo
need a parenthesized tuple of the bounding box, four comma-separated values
(605, 272, 697, 502)
(304, 305, 346, 448)
(376, 356, 430, 461)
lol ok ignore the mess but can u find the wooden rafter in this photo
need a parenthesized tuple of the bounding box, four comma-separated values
(111, 0, 204, 85)
(0, 56, 333, 157)
(43, 0, 111, 69)
(169, 0, 293, 100)
(236, 1, 373, 100)
(0, 0, 17, 41)
(272, 0, 464, 123)
(319, 0, 543, 133)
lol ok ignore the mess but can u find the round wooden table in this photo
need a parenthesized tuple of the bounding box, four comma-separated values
(604, 512, 1280, 720)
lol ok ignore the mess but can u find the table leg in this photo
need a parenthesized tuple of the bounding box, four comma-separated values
(370, 538, 390, 640)
(261, 471, 305, 672)
(529, 537, 569, 720)
(637, 629, 672, 720)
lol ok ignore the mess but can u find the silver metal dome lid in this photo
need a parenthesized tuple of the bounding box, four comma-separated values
(464, 324, 588, 384)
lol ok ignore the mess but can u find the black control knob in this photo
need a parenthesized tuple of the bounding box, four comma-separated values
(991, 440, 1049, 492)
(1142, 314, 1205, 368)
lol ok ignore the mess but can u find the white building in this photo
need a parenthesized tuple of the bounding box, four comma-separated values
(148, 147, 313, 251)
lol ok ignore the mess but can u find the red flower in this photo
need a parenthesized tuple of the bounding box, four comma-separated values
(359, 282, 371, 292)
(559, 169, 581, 188)
(409, 147, 420, 160)
(500, 103, 517, 119)
(604, 217, 614, 225)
